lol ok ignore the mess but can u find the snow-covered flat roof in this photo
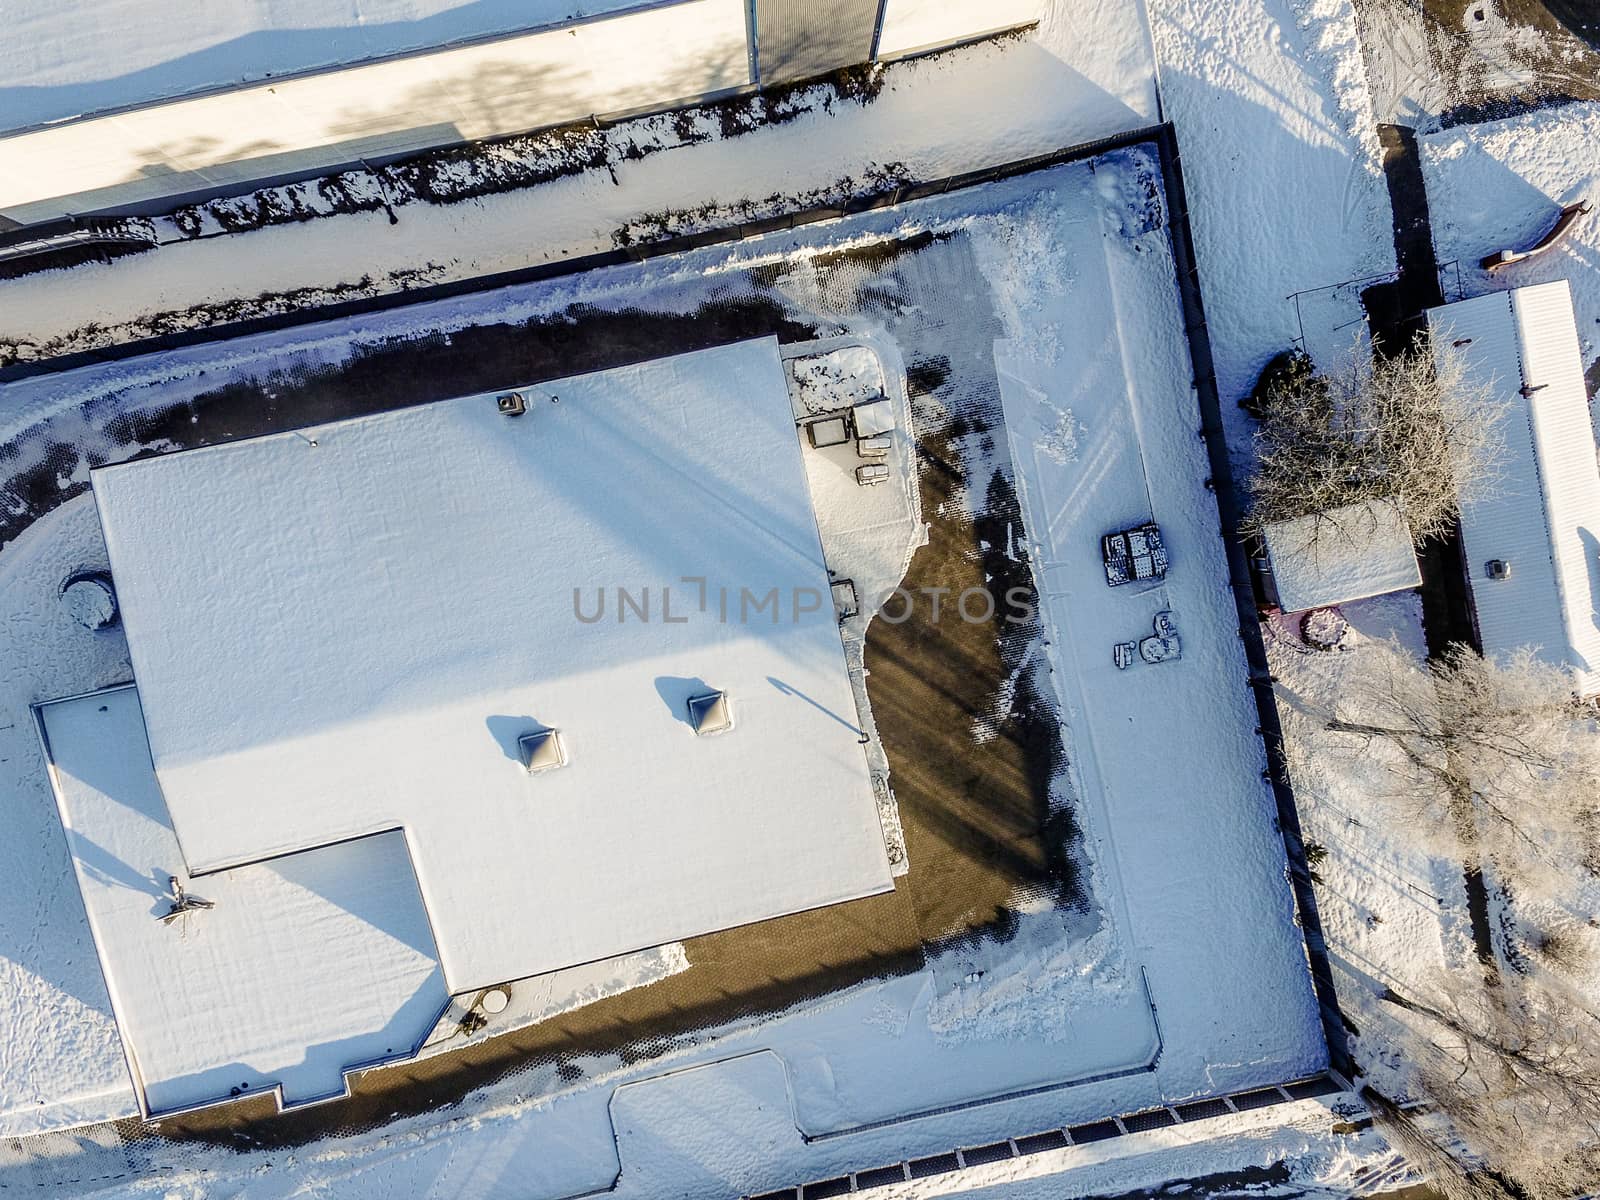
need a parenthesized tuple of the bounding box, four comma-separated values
(90, 338, 893, 992)
(1427, 280, 1600, 694)
(0, 0, 749, 223)
(0, 0, 660, 134)
(1261, 499, 1420, 613)
(36, 687, 449, 1117)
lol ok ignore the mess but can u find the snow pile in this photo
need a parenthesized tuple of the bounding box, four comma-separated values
(923, 916, 1121, 1047)
(421, 944, 690, 1056)
(790, 344, 889, 414)
(1289, 0, 1390, 162)
(1037, 409, 1083, 465)
(58, 575, 116, 629)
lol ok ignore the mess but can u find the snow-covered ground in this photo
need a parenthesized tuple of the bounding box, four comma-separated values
(1418, 100, 1600, 391)
(0, 498, 138, 1137)
(1145, 0, 1398, 485)
(0, 150, 1334, 1197)
(1352, 0, 1600, 131)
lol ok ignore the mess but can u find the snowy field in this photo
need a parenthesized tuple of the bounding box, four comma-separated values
(0, 147, 1328, 1197)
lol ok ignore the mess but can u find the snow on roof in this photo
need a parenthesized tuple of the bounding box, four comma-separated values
(0, 0, 749, 223)
(36, 687, 448, 1117)
(0, 0, 658, 134)
(1427, 280, 1600, 694)
(89, 338, 893, 992)
(1261, 499, 1420, 613)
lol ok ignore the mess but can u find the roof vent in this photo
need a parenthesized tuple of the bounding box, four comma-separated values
(1485, 558, 1512, 581)
(686, 690, 733, 736)
(497, 391, 527, 416)
(518, 728, 567, 773)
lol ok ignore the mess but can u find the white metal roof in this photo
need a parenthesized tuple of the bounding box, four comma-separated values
(37, 687, 448, 1118)
(1261, 499, 1420, 613)
(0, 0, 748, 224)
(1427, 280, 1600, 694)
(89, 339, 893, 993)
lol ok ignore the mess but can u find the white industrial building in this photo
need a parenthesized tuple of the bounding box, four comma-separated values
(0, 0, 1042, 225)
(36, 338, 895, 1118)
(1427, 280, 1600, 695)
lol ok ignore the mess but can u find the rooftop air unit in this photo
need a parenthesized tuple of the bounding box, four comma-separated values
(686, 690, 733, 736)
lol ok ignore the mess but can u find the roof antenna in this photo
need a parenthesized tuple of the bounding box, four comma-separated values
(159, 875, 215, 924)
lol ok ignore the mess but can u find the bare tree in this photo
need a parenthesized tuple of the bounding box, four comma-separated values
(1371, 966, 1600, 1200)
(1291, 627, 1600, 1194)
(1320, 642, 1600, 893)
(1244, 332, 1501, 547)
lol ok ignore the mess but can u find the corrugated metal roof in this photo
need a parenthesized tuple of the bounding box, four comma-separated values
(1427, 279, 1600, 694)
(1262, 498, 1420, 613)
